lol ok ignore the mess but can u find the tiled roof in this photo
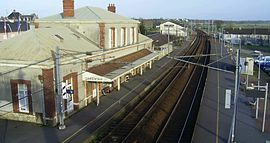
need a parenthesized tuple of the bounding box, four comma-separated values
(87, 49, 152, 76)
(7, 11, 22, 20)
(148, 33, 177, 46)
(0, 27, 100, 62)
(39, 6, 139, 24)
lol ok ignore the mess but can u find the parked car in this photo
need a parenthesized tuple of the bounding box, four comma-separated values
(262, 62, 270, 75)
(254, 56, 262, 64)
(257, 56, 270, 70)
(251, 50, 263, 57)
(255, 56, 270, 66)
(102, 86, 114, 95)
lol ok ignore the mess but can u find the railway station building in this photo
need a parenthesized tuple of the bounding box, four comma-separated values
(159, 21, 187, 37)
(0, 0, 157, 125)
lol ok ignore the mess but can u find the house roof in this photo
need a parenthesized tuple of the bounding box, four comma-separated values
(21, 14, 38, 19)
(0, 27, 100, 63)
(160, 21, 185, 29)
(224, 28, 270, 35)
(38, 6, 139, 24)
(104, 52, 158, 80)
(7, 10, 22, 20)
(148, 33, 176, 46)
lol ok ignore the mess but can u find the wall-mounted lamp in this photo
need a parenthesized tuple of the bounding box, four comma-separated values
(38, 75, 44, 84)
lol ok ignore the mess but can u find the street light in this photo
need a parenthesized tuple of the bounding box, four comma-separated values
(256, 56, 262, 119)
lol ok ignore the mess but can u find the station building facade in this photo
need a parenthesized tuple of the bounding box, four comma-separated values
(0, 0, 157, 125)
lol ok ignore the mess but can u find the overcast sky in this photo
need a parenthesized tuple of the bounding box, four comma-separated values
(0, 0, 269, 21)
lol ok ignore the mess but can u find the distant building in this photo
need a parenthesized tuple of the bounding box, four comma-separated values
(224, 28, 270, 46)
(148, 33, 177, 57)
(159, 21, 187, 37)
(0, 10, 37, 41)
(7, 10, 38, 22)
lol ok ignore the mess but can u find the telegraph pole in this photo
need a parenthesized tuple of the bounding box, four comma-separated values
(168, 26, 170, 56)
(55, 46, 66, 130)
(231, 48, 240, 142)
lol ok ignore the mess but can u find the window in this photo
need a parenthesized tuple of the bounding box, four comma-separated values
(10, 79, 32, 114)
(121, 28, 124, 46)
(121, 27, 127, 46)
(134, 27, 137, 43)
(54, 34, 64, 42)
(109, 27, 116, 49)
(129, 27, 136, 44)
(115, 28, 118, 47)
(130, 27, 134, 44)
(18, 84, 29, 113)
(125, 28, 128, 46)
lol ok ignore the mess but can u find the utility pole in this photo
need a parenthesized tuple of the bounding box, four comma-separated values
(168, 25, 170, 55)
(208, 20, 210, 34)
(220, 28, 224, 57)
(55, 46, 66, 130)
(165, 24, 174, 56)
(231, 48, 240, 142)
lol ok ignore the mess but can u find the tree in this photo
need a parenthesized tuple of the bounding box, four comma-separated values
(139, 23, 147, 35)
(214, 20, 224, 31)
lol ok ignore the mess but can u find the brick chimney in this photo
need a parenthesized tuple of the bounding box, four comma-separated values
(63, 0, 74, 18)
(99, 23, 105, 49)
(107, 4, 116, 13)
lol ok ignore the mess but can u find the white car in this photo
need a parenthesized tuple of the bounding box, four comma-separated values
(251, 50, 263, 57)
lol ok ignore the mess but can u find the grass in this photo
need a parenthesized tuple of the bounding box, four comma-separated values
(241, 45, 270, 53)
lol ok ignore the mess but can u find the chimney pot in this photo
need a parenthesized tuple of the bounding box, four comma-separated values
(107, 3, 116, 13)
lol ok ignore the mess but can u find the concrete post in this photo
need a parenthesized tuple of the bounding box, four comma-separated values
(117, 78, 120, 91)
(96, 82, 99, 106)
(262, 83, 268, 132)
(256, 62, 261, 118)
(55, 46, 66, 130)
(231, 49, 240, 142)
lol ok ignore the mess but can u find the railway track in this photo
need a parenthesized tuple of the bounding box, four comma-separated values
(156, 38, 211, 143)
(121, 31, 209, 143)
(91, 30, 209, 143)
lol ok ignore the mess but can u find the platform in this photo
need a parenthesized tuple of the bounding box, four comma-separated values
(192, 39, 270, 143)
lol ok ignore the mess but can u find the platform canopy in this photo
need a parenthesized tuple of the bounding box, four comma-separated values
(82, 72, 112, 82)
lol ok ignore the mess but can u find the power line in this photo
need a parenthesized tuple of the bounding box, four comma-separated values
(0, 57, 51, 77)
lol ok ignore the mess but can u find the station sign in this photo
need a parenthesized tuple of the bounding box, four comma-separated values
(82, 71, 112, 82)
(62, 82, 73, 99)
(225, 89, 231, 109)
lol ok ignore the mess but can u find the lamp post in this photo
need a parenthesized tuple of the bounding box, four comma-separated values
(256, 59, 261, 119)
